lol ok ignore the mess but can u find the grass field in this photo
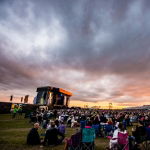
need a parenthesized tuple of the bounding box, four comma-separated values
(0, 114, 135, 150)
(0, 114, 110, 150)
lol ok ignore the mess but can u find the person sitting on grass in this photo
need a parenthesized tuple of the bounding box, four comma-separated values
(27, 122, 41, 145)
(132, 120, 147, 144)
(44, 121, 65, 146)
(58, 121, 66, 134)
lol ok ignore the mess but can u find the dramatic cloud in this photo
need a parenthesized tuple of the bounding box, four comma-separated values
(0, 0, 150, 107)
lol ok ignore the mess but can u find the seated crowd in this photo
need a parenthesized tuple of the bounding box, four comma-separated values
(26, 108, 150, 149)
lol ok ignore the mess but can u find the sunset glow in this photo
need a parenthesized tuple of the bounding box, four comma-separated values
(0, 0, 150, 108)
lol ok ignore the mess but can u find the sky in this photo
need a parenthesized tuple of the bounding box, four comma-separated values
(0, 0, 150, 108)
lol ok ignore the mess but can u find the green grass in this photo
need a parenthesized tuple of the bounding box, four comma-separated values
(0, 114, 110, 150)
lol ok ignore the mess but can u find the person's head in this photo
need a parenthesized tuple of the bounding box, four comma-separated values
(118, 123, 124, 132)
(86, 120, 92, 126)
(139, 120, 144, 126)
(51, 121, 55, 128)
(107, 118, 112, 122)
(75, 128, 80, 133)
(34, 123, 40, 129)
(14, 105, 18, 108)
(60, 121, 64, 125)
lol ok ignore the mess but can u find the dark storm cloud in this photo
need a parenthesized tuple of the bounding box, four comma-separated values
(0, 0, 150, 105)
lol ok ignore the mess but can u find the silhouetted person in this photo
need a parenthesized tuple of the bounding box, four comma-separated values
(44, 122, 64, 145)
(27, 123, 41, 145)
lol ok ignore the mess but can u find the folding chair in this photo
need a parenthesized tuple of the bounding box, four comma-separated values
(67, 132, 82, 150)
(140, 128, 150, 150)
(92, 124, 100, 137)
(81, 128, 95, 150)
(80, 120, 86, 129)
(141, 140, 150, 150)
(104, 124, 114, 136)
(117, 132, 129, 150)
(146, 127, 150, 140)
(122, 120, 127, 130)
(99, 123, 106, 137)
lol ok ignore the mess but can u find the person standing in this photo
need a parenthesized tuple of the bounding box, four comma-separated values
(12, 105, 18, 118)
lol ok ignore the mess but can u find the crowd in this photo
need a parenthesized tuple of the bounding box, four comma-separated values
(26, 108, 150, 149)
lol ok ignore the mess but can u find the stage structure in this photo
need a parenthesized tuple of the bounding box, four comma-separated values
(35, 86, 72, 107)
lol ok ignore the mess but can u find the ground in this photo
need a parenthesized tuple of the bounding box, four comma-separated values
(0, 114, 133, 150)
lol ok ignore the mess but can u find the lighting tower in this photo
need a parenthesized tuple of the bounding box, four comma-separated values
(109, 103, 112, 110)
